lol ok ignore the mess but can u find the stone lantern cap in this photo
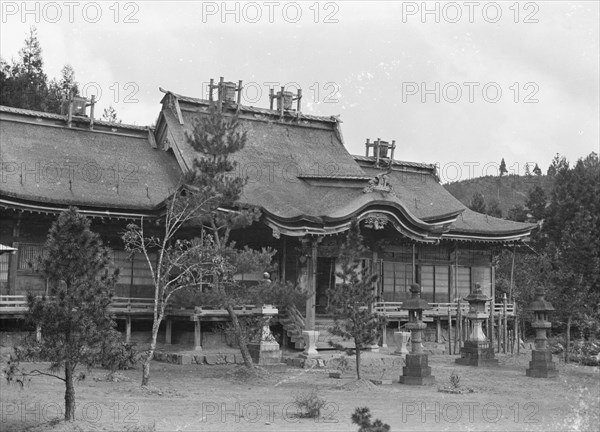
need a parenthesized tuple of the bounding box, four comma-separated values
(527, 288, 555, 312)
(401, 283, 432, 311)
(463, 283, 490, 304)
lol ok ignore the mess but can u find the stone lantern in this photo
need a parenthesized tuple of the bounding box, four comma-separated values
(526, 288, 557, 378)
(247, 273, 283, 366)
(456, 283, 498, 366)
(399, 283, 435, 385)
(248, 304, 283, 366)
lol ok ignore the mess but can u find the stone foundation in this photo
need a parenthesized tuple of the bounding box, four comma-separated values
(153, 351, 244, 365)
(247, 341, 283, 366)
(455, 341, 498, 367)
(399, 353, 435, 385)
(526, 350, 558, 378)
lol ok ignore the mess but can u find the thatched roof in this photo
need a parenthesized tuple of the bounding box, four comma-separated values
(155, 90, 534, 242)
(0, 105, 181, 217)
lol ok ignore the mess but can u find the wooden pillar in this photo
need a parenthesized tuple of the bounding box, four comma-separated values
(497, 307, 501, 353)
(436, 318, 441, 343)
(502, 293, 508, 354)
(381, 323, 388, 348)
(489, 298, 495, 353)
(515, 310, 520, 355)
(125, 317, 131, 343)
(305, 238, 318, 331)
(165, 320, 172, 345)
(194, 320, 202, 350)
(457, 301, 463, 348)
(447, 308, 452, 355)
(448, 263, 454, 303)
(281, 236, 287, 282)
(126, 317, 132, 343)
(7, 242, 19, 295)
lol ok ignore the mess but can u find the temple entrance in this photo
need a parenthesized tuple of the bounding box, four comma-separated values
(315, 257, 336, 315)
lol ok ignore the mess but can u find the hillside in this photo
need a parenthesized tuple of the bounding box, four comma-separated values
(444, 175, 553, 217)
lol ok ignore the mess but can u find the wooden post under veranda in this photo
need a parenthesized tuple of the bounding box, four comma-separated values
(489, 298, 495, 353)
(447, 308, 453, 355)
(456, 300, 463, 352)
(515, 308, 520, 355)
(503, 293, 508, 354)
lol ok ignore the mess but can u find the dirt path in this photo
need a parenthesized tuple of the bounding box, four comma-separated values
(1, 351, 598, 431)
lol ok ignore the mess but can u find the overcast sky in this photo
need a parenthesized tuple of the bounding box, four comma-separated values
(1, 1, 598, 182)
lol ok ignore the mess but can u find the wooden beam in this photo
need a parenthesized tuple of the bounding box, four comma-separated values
(305, 238, 318, 330)
(165, 320, 172, 345)
(125, 316, 131, 343)
(194, 320, 202, 350)
(281, 236, 287, 282)
(503, 293, 508, 354)
(381, 323, 388, 348)
(7, 242, 19, 295)
(173, 96, 184, 125)
(147, 128, 157, 149)
(447, 308, 452, 355)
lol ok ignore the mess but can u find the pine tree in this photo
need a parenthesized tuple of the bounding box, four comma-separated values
(526, 186, 546, 221)
(507, 204, 528, 222)
(546, 153, 568, 177)
(468, 192, 486, 214)
(46, 64, 79, 114)
(186, 108, 274, 368)
(124, 108, 273, 382)
(499, 158, 508, 176)
(533, 163, 542, 176)
(486, 198, 502, 218)
(102, 106, 121, 123)
(0, 27, 77, 113)
(5, 208, 122, 420)
(327, 219, 386, 380)
(12, 26, 48, 110)
(542, 153, 600, 360)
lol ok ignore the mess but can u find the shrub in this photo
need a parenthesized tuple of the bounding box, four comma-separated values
(293, 390, 326, 419)
(450, 371, 461, 389)
(351, 407, 390, 432)
(101, 342, 139, 372)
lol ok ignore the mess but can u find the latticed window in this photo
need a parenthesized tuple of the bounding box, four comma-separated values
(381, 261, 413, 301)
(0, 254, 9, 282)
(420, 265, 450, 303)
(17, 243, 45, 272)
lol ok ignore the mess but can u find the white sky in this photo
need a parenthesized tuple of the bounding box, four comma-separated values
(1, 1, 598, 182)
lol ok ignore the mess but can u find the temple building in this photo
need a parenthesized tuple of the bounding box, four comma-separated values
(0, 79, 534, 349)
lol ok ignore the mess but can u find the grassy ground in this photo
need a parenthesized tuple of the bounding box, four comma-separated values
(1, 347, 598, 432)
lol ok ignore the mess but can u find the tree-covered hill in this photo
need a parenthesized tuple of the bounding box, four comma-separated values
(444, 174, 554, 218)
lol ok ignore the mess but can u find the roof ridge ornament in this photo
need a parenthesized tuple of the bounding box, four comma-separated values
(363, 170, 392, 193)
(363, 213, 388, 230)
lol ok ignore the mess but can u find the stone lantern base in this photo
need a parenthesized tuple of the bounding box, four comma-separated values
(248, 340, 282, 366)
(526, 350, 557, 378)
(455, 341, 499, 367)
(399, 353, 435, 385)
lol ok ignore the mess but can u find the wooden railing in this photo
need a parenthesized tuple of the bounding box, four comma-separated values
(373, 301, 516, 317)
(0, 295, 260, 317)
(286, 303, 306, 329)
(0, 295, 28, 312)
(194, 304, 256, 316)
(1, 295, 515, 319)
(111, 297, 155, 312)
